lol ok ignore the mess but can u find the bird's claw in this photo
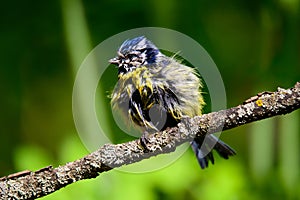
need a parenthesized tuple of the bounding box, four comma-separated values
(138, 133, 150, 153)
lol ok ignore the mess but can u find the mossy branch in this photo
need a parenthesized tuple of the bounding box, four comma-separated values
(1, 82, 300, 200)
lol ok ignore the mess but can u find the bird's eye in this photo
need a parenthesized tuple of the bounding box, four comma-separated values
(127, 54, 139, 61)
(127, 54, 136, 60)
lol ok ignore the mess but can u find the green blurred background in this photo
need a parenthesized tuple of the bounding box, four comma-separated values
(1, 0, 300, 199)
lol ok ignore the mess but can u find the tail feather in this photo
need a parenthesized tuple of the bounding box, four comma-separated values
(191, 134, 236, 169)
(212, 137, 236, 159)
(191, 140, 214, 169)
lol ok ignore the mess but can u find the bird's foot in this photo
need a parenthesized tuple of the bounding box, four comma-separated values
(138, 132, 150, 153)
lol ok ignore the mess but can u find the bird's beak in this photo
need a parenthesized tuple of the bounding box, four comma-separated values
(109, 57, 119, 65)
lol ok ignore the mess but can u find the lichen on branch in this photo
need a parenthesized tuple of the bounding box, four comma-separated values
(1, 82, 300, 200)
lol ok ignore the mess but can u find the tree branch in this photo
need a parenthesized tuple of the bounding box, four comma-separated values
(1, 82, 300, 200)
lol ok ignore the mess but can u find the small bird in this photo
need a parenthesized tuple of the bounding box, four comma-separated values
(110, 36, 235, 169)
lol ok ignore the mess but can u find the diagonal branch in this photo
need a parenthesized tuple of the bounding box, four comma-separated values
(1, 82, 300, 200)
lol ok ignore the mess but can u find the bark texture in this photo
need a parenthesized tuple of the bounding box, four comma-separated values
(1, 82, 300, 200)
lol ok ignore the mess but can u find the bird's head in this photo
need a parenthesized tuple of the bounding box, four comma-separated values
(109, 36, 160, 76)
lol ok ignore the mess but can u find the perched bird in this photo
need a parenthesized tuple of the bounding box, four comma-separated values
(110, 36, 235, 169)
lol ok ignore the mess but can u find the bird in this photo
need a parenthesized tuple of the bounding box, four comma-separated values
(109, 36, 235, 169)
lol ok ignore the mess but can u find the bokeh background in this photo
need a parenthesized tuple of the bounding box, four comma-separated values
(1, 0, 300, 199)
